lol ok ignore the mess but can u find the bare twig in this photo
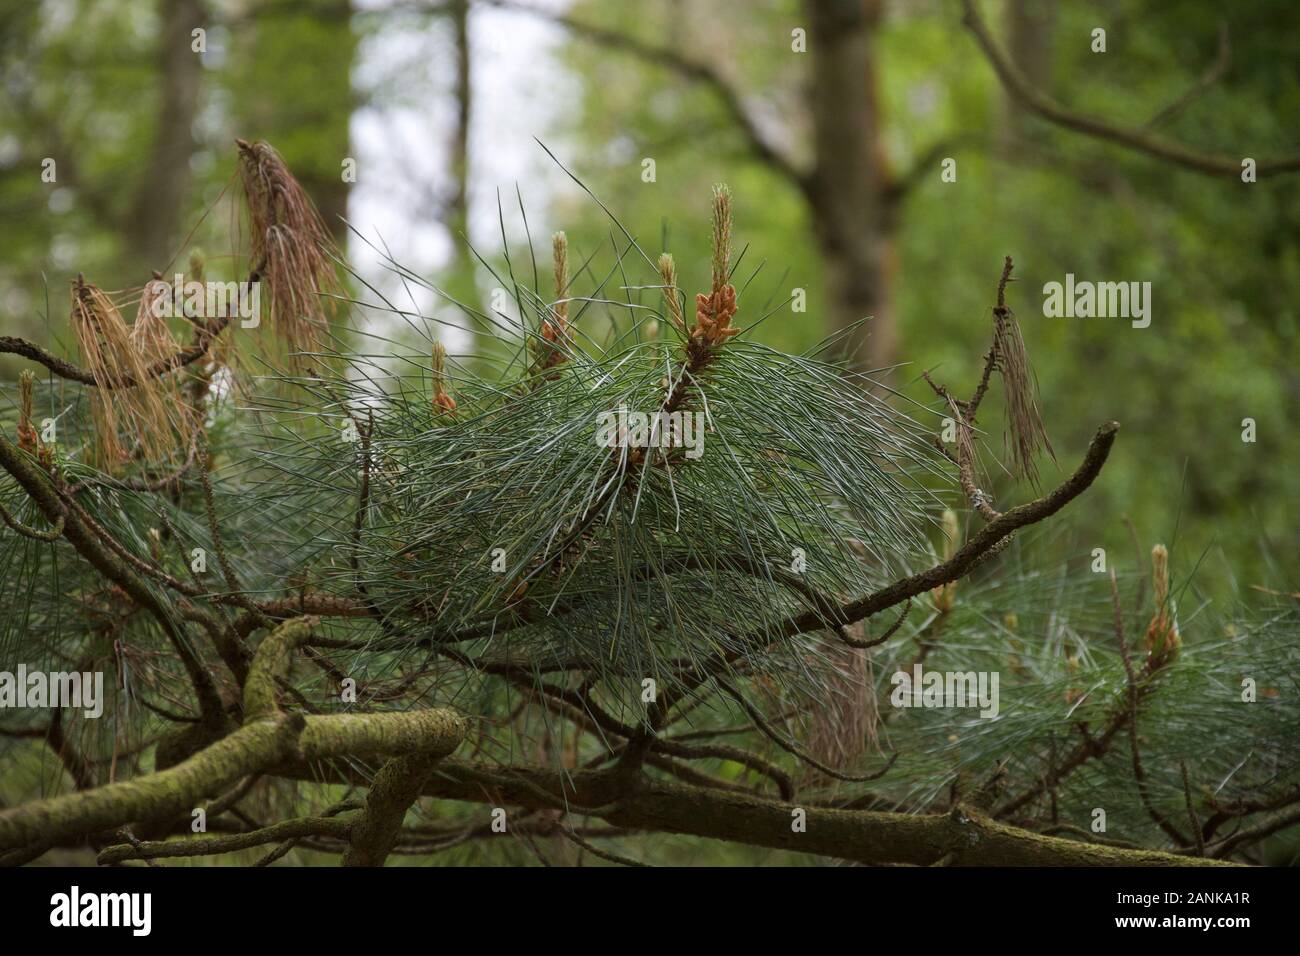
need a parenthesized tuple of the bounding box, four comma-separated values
(961, 0, 1300, 178)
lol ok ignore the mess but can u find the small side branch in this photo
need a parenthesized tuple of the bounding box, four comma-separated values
(97, 814, 354, 864)
(961, 0, 1300, 178)
(776, 421, 1119, 640)
(0, 318, 230, 389)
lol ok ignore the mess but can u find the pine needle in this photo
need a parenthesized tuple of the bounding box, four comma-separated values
(237, 138, 342, 364)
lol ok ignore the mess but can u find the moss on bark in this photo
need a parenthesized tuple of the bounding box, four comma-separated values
(0, 615, 467, 854)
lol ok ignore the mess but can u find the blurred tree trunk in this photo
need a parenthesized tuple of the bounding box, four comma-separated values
(234, 0, 356, 245)
(437, 0, 486, 318)
(449, 0, 472, 261)
(802, 0, 897, 761)
(124, 0, 204, 276)
(806, 0, 897, 372)
(1000, 0, 1057, 148)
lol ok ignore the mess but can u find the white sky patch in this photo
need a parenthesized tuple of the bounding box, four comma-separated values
(349, 0, 581, 353)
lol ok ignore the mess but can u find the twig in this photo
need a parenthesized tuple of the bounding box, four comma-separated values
(717, 676, 900, 784)
(1145, 24, 1231, 130)
(961, 0, 1300, 178)
(0, 317, 230, 389)
(0, 499, 65, 541)
(557, 826, 649, 867)
(1181, 761, 1206, 856)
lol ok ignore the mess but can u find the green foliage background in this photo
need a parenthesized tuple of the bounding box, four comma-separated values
(0, 0, 1296, 865)
(4, 0, 1293, 594)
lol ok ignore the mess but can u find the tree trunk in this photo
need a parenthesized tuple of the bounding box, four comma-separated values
(806, 0, 897, 373)
(442, 0, 482, 315)
(124, 0, 204, 276)
(450, 0, 472, 256)
(1000, 0, 1057, 148)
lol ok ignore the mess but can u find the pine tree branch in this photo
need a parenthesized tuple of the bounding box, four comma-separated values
(667, 420, 1121, 699)
(0, 432, 227, 729)
(278, 759, 1234, 867)
(0, 318, 230, 389)
(97, 814, 355, 864)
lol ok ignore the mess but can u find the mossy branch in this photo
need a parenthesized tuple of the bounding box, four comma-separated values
(244, 616, 320, 718)
(0, 708, 466, 854)
(341, 754, 441, 867)
(0, 615, 467, 855)
(0, 716, 305, 853)
(279, 760, 1233, 868)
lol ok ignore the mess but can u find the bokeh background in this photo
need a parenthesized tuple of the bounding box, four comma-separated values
(2, 0, 1296, 600)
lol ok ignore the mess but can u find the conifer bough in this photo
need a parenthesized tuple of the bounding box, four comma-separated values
(0, 141, 1293, 867)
